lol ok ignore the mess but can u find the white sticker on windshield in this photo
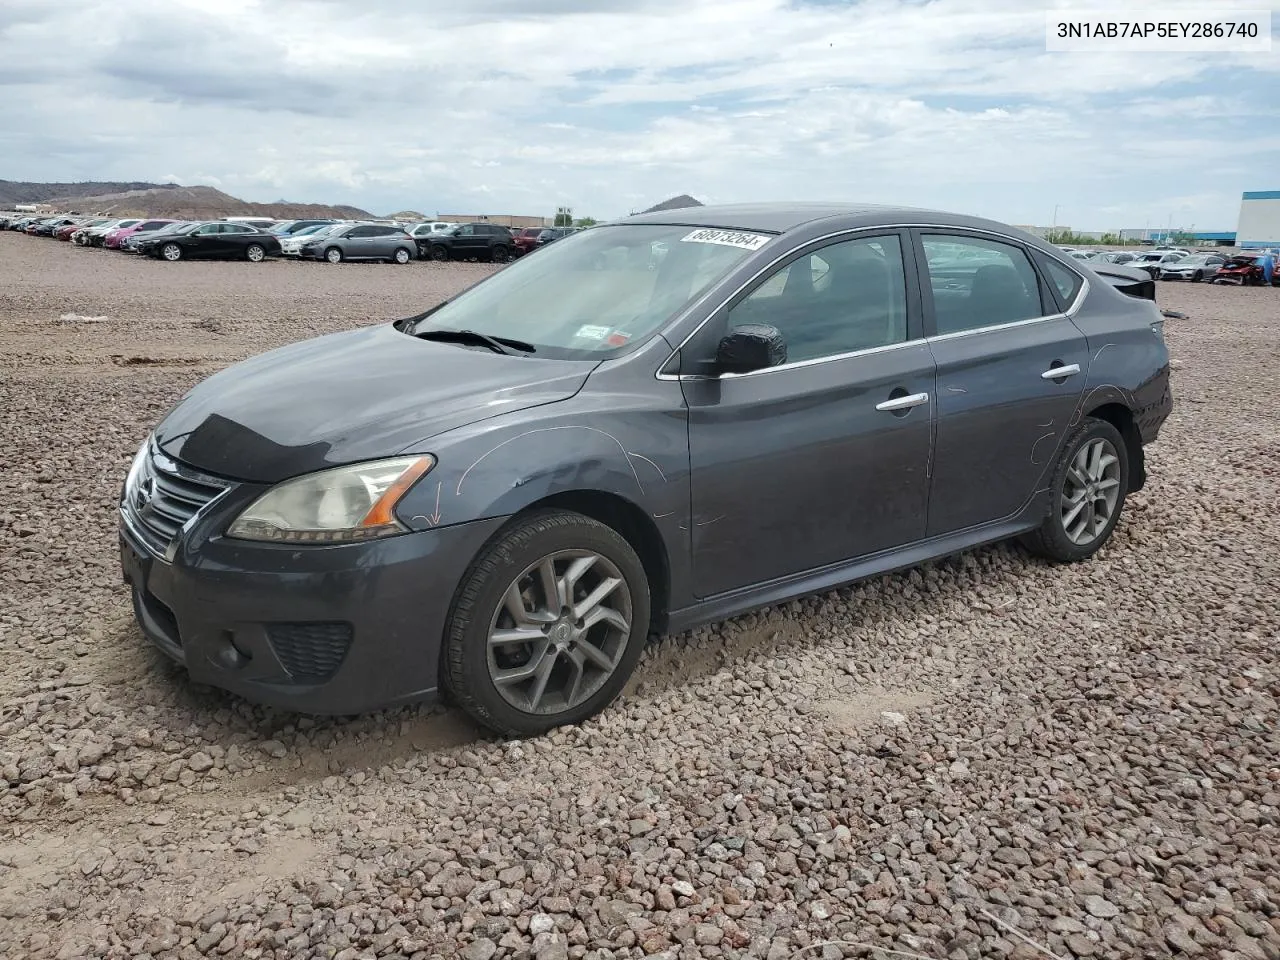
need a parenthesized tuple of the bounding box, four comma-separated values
(573, 324, 612, 341)
(679, 228, 771, 251)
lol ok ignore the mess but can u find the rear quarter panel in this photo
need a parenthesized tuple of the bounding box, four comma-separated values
(1068, 281, 1172, 444)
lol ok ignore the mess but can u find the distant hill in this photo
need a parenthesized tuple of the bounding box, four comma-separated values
(30, 184, 371, 220)
(0, 179, 177, 207)
(642, 194, 703, 213)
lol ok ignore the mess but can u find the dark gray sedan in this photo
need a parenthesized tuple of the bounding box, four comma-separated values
(119, 202, 1172, 735)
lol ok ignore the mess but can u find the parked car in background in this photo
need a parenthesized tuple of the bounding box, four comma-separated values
(533, 226, 577, 250)
(135, 221, 282, 262)
(511, 227, 547, 257)
(269, 219, 339, 236)
(105, 219, 177, 249)
(1095, 251, 1137, 264)
(74, 218, 138, 246)
(55, 218, 109, 240)
(1158, 253, 1226, 282)
(124, 221, 192, 253)
(221, 217, 278, 230)
(118, 202, 1172, 735)
(1213, 254, 1278, 286)
(417, 222, 515, 262)
(297, 222, 417, 263)
(279, 223, 339, 256)
(30, 216, 83, 237)
(1129, 251, 1184, 278)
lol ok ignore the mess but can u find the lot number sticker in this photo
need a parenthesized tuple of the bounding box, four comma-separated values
(679, 229, 771, 251)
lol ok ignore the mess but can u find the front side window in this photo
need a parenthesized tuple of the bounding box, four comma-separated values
(728, 234, 908, 363)
(409, 224, 771, 359)
(922, 234, 1045, 335)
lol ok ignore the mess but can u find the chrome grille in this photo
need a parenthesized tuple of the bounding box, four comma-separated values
(124, 445, 230, 557)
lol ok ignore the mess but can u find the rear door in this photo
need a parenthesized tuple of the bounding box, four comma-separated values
(683, 231, 936, 597)
(364, 225, 392, 258)
(915, 230, 1089, 537)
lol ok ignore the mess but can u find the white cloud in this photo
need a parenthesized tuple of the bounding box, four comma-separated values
(0, 0, 1276, 228)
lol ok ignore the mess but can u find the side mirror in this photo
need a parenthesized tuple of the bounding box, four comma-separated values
(715, 324, 786, 374)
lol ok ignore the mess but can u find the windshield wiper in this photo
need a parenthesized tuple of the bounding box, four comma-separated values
(414, 328, 535, 355)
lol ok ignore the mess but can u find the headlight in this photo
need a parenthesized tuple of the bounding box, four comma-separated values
(226, 456, 435, 544)
(123, 435, 150, 500)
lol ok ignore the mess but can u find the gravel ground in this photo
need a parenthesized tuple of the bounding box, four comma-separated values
(1, 233, 1278, 960)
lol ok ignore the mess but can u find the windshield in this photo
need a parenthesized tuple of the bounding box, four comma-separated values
(409, 224, 773, 359)
(295, 224, 330, 237)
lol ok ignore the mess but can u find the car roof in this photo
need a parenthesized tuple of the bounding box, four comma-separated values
(617, 201, 1023, 236)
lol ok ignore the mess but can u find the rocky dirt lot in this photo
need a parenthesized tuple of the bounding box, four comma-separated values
(0, 233, 1277, 960)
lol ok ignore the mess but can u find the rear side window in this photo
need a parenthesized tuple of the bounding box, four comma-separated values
(921, 234, 1045, 335)
(1035, 254, 1084, 309)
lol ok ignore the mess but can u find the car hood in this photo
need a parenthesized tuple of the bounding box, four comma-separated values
(154, 324, 593, 483)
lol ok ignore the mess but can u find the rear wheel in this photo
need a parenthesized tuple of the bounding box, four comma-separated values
(393, 247, 412, 264)
(325, 246, 343, 264)
(1023, 417, 1129, 563)
(245, 243, 266, 262)
(490, 245, 510, 263)
(161, 243, 182, 262)
(444, 510, 650, 737)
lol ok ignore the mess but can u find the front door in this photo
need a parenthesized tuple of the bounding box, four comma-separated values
(916, 231, 1089, 536)
(683, 232, 936, 598)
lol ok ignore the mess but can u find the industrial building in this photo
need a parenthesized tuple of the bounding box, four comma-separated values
(1237, 190, 1280, 249)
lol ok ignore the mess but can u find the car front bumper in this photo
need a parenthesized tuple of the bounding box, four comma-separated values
(120, 506, 509, 715)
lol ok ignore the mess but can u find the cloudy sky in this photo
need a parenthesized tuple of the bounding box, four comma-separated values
(1, 0, 1277, 229)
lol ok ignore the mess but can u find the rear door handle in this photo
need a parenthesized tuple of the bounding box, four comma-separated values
(876, 392, 930, 412)
(1041, 363, 1081, 380)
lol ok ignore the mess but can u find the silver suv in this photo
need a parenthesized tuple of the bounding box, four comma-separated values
(298, 223, 417, 264)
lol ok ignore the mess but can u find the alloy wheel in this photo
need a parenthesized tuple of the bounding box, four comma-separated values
(486, 550, 632, 715)
(1060, 437, 1122, 545)
(246, 244, 265, 262)
(162, 244, 181, 262)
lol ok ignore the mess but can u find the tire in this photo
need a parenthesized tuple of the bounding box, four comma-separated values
(428, 245, 448, 262)
(1192, 270, 1203, 282)
(161, 243, 182, 262)
(443, 509, 651, 737)
(1022, 417, 1129, 563)
(325, 246, 343, 264)
(245, 243, 266, 263)
(490, 245, 510, 263)
(393, 246, 411, 265)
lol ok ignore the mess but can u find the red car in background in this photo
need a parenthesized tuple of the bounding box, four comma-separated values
(511, 227, 546, 257)
(54, 219, 106, 240)
(104, 219, 176, 249)
(1212, 254, 1279, 286)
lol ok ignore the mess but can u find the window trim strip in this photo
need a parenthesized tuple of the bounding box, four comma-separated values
(655, 222, 1089, 381)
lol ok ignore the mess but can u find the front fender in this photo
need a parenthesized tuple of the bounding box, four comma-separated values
(392, 402, 688, 537)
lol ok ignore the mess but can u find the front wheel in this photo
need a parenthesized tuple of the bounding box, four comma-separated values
(245, 243, 266, 262)
(393, 247, 412, 264)
(325, 246, 343, 264)
(443, 510, 651, 737)
(428, 245, 448, 262)
(1023, 417, 1129, 563)
(161, 243, 182, 262)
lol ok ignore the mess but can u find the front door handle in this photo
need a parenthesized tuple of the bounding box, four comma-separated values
(876, 392, 930, 412)
(1041, 363, 1081, 380)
